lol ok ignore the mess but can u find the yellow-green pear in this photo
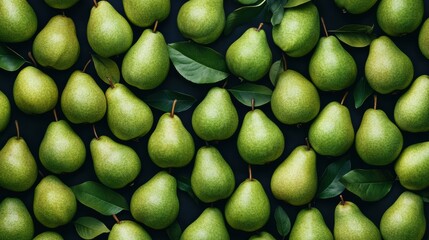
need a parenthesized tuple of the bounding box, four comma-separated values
(249, 231, 276, 240)
(418, 18, 429, 59)
(0, 0, 37, 43)
(32, 15, 80, 70)
(334, 0, 378, 14)
(0, 198, 34, 240)
(108, 220, 152, 240)
(123, 0, 170, 27)
(44, 0, 80, 9)
(289, 207, 333, 240)
(377, 0, 424, 36)
(180, 207, 229, 240)
(0, 91, 11, 132)
(33, 231, 63, 240)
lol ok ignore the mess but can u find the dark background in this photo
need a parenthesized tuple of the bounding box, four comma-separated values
(1, 0, 428, 239)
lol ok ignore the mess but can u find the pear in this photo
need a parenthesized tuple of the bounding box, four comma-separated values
(108, 220, 152, 240)
(237, 109, 284, 165)
(106, 83, 153, 140)
(32, 15, 80, 70)
(224, 178, 270, 232)
(61, 70, 107, 124)
(87, 1, 133, 57)
(33, 175, 77, 228)
(191, 87, 239, 141)
(334, 198, 382, 240)
(123, 0, 170, 27)
(44, 0, 79, 9)
(130, 171, 179, 229)
(0, 91, 11, 132)
(39, 118, 86, 174)
(272, 2, 320, 57)
(177, 0, 225, 44)
(122, 28, 170, 90)
(377, 0, 424, 36)
(0, 198, 34, 240)
(289, 207, 333, 240)
(394, 75, 429, 132)
(418, 18, 429, 59)
(365, 36, 414, 94)
(180, 207, 229, 240)
(248, 231, 276, 240)
(225, 24, 272, 82)
(308, 100, 355, 156)
(0, 0, 37, 43)
(13, 66, 58, 115)
(271, 69, 320, 125)
(355, 108, 403, 166)
(394, 141, 429, 190)
(309, 35, 357, 91)
(380, 191, 426, 240)
(33, 231, 63, 240)
(334, 0, 378, 14)
(90, 135, 141, 189)
(191, 146, 235, 203)
(270, 145, 317, 206)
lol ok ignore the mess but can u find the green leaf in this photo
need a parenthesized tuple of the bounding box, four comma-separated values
(228, 83, 272, 107)
(353, 76, 374, 109)
(329, 24, 376, 47)
(274, 206, 291, 238)
(340, 169, 395, 202)
(284, 0, 311, 8)
(143, 90, 196, 113)
(166, 221, 182, 240)
(74, 217, 110, 240)
(91, 54, 120, 84)
(0, 44, 27, 71)
(267, 0, 288, 26)
(168, 42, 229, 84)
(177, 176, 200, 204)
(71, 181, 129, 216)
(224, 0, 267, 35)
(317, 157, 351, 199)
(269, 60, 284, 86)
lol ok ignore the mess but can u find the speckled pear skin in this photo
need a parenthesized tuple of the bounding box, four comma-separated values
(130, 171, 179, 230)
(0, 198, 34, 240)
(123, 0, 170, 27)
(33, 175, 77, 228)
(0, 91, 10, 132)
(180, 207, 229, 240)
(0, 0, 37, 43)
(334, 0, 378, 14)
(395, 141, 429, 190)
(108, 220, 152, 240)
(418, 18, 429, 59)
(377, 0, 424, 36)
(380, 191, 426, 240)
(33, 231, 64, 240)
(249, 231, 276, 240)
(289, 207, 333, 240)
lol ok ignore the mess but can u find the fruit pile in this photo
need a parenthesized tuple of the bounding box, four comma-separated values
(0, 0, 428, 239)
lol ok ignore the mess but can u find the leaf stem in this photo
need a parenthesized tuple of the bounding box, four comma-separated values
(82, 59, 92, 73)
(170, 99, 178, 118)
(340, 91, 349, 105)
(321, 17, 329, 37)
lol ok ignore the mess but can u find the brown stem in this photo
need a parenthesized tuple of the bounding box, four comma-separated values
(305, 137, 311, 150)
(82, 59, 92, 73)
(27, 52, 37, 67)
(340, 91, 349, 105)
(53, 109, 58, 122)
(92, 124, 99, 140)
(281, 53, 287, 71)
(321, 17, 329, 37)
(373, 94, 378, 110)
(108, 77, 115, 89)
(15, 120, 20, 139)
(153, 20, 159, 33)
(251, 98, 255, 111)
(256, 22, 263, 32)
(93, 0, 98, 7)
(222, 80, 228, 89)
(170, 99, 178, 118)
(340, 195, 345, 205)
(113, 214, 120, 224)
(248, 164, 253, 181)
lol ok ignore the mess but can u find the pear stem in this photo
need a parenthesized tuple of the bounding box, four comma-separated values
(248, 164, 253, 181)
(15, 120, 20, 139)
(339, 195, 345, 205)
(108, 77, 115, 89)
(113, 214, 120, 224)
(373, 94, 378, 110)
(53, 109, 58, 122)
(222, 80, 228, 89)
(170, 99, 178, 118)
(92, 124, 99, 140)
(321, 17, 329, 37)
(38, 170, 45, 178)
(82, 59, 92, 73)
(251, 98, 255, 111)
(340, 91, 349, 105)
(153, 20, 159, 33)
(305, 137, 311, 150)
(307, 203, 312, 209)
(27, 51, 37, 67)
(281, 53, 287, 71)
(93, 0, 98, 7)
(256, 22, 263, 32)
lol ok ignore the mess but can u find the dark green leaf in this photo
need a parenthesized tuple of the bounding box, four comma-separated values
(177, 176, 200, 205)
(71, 181, 129, 216)
(417, 189, 429, 203)
(224, 0, 267, 35)
(269, 60, 284, 86)
(143, 90, 196, 113)
(284, 0, 311, 8)
(274, 206, 291, 238)
(340, 169, 395, 202)
(228, 83, 272, 107)
(74, 217, 110, 240)
(329, 24, 375, 34)
(168, 42, 229, 84)
(91, 54, 120, 84)
(166, 221, 182, 240)
(267, 0, 288, 26)
(353, 76, 374, 109)
(317, 157, 351, 199)
(0, 44, 27, 71)
(329, 24, 376, 47)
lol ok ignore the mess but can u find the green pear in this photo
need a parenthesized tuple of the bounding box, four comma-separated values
(237, 109, 284, 165)
(191, 87, 238, 141)
(334, 0, 378, 14)
(90, 135, 141, 189)
(191, 146, 235, 203)
(106, 83, 153, 140)
(180, 207, 229, 240)
(148, 112, 195, 168)
(123, 0, 170, 27)
(0, 198, 34, 240)
(418, 18, 429, 59)
(334, 199, 382, 240)
(44, 0, 79, 9)
(0, 0, 37, 42)
(248, 231, 276, 240)
(32, 15, 80, 70)
(122, 28, 170, 90)
(39, 119, 86, 174)
(108, 220, 152, 240)
(225, 25, 272, 82)
(380, 191, 426, 240)
(270, 145, 317, 206)
(13, 66, 58, 115)
(309, 36, 357, 91)
(365, 36, 414, 94)
(130, 171, 179, 229)
(394, 75, 429, 132)
(308, 101, 355, 156)
(33, 175, 77, 228)
(61, 70, 107, 124)
(289, 207, 333, 240)
(87, 1, 133, 57)
(177, 0, 225, 44)
(394, 141, 429, 190)
(271, 69, 320, 125)
(272, 2, 320, 57)
(33, 231, 63, 240)
(377, 0, 424, 36)
(224, 178, 270, 232)
(355, 108, 403, 166)
(0, 91, 11, 132)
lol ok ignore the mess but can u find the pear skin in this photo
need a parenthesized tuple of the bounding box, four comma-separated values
(289, 207, 333, 240)
(0, 91, 11, 132)
(334, 0, 378, 14)
(0, 0, 37, 42)
(0, 198, 34, 240)
(180, 207, 229, 240)
(418, 18, 429, 59)
(377, 0, 424, 36)
(123, 0, 170, 27)
(33, 231, 64, 240)
(108, 220, 152, 240)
